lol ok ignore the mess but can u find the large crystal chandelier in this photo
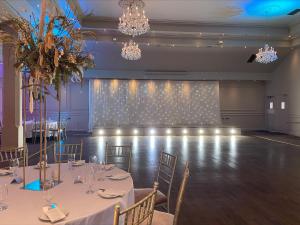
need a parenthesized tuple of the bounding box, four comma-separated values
(256, 44, 278, 64)
(118, 0, 150, 36)
(121, 40, 141, 60)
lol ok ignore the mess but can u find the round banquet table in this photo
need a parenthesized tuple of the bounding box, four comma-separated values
(0, 163, 134, 225)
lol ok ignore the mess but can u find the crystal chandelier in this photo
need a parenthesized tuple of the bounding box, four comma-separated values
(118, 0, 150, 36)
(121, 40, 141, 60)
(256, 44, 278, 64)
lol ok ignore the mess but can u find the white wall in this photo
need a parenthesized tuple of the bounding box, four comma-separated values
(219, 81, 266, 130)
(266, 48, 300, 136)
(40, 81, 90, 132)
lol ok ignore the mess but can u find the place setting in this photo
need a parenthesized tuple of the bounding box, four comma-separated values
(38, 181, 69, 223)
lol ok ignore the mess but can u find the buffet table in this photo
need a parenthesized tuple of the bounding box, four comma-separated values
(0, 163, 134, 225)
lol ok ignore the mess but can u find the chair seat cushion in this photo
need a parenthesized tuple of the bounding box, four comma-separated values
(134, 188, 167, 205)
(151, 210, 174, 225)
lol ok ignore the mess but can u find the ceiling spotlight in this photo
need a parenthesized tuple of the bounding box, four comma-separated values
(230, 128, 236, 134)
(182, 129, 188, 134)
(116, 129, 122, 135)
(133, 129, 139, 135)
(98, 129, 104, 135)
(166, 129, 172, 135)
(215, 129, 220, 135)
(150, 129, 156, 135)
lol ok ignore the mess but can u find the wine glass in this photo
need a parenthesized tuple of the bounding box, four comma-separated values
(85, 173, 95, 194)
(89, 155, 98, 164)
(98, 161, 105, 181)
(0, 184, 8, 211)
(43, 181, 54, 207)
(68, 154, 76, 170)
(10, 158, 19, 178)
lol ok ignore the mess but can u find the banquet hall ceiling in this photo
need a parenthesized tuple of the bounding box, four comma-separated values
(0, 0, 299, 76)
(78, 0, 300, 26)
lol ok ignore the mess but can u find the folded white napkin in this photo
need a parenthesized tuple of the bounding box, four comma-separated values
(43, 206, 66, 223)
(72, 160, 85, 166)
(0, 169, 12, 175)
(37, 161, 48, 168)
(104, 164, 115, 170)
(97, 189, 125, 198)
(109, 173, 130, 180)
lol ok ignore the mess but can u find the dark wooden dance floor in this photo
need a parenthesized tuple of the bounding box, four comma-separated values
(28, 133, 300, 225)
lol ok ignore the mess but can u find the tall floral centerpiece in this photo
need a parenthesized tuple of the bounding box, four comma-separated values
(0, 0, 94, 188)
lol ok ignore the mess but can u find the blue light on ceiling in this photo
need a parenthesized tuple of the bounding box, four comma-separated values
(244, 0, 300, 17)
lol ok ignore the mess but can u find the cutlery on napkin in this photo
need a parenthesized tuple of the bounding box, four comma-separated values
(72, 160, 85, 166)
(104, 164, 115, 171)
(97, 189, 125, 198)
(0, 169, 12, 176)
(108, 173, 130, 180)
(42, 206, 66, 223)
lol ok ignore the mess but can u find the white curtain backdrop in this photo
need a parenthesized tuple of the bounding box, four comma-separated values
(89, 79, 221, 129)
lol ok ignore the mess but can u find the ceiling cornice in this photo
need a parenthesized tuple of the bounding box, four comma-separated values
(81, 16, 294, 48)
(84, 69, 272, 81)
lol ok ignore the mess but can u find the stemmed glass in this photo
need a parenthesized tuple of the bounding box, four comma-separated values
(84, 155, 98, 194)
(10, 158, 19, 178)
(68, 154, 76, 170)
(0, 184, 8, 211)
(43, 181, 55, 208)
(98, 161, 106, 181)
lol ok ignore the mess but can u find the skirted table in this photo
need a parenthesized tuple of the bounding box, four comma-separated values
(0, 163, 134, 225)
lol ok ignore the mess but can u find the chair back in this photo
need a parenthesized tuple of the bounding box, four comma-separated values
(113, 182, 159, 225)
(173, 162, 190, 225)
(0, 146, 27, 167)
(54, 140, 83, 163)
(156, 151, 177, 211)
(105, 143, 132, 172)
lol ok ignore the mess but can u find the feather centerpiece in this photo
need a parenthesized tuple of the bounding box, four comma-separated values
(0, 13, 95, 100)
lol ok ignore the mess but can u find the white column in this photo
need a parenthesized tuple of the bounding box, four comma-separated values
(2, 43, 23, 147)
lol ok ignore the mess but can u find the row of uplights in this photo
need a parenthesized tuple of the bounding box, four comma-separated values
(98, 128, 237, 135)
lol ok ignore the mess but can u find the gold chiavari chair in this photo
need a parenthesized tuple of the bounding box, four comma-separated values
(0, 146, 28, 168)
(113, 182, 159, 225)
(135, 151, 177, 212)
(53, 140, 83, 163)
(151, 162, 190, 225)
(105, 143, 132, 172)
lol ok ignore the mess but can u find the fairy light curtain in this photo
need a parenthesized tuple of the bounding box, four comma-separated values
(89, 79, 221, 129)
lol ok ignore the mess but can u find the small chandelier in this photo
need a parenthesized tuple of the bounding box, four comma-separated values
(118, 0, 150, 36)
(256, 44, 278, 64)
(121, 40, 141, 60)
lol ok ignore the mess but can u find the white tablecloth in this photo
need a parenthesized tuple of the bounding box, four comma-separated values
(24, 121, 58, 139)
(0, 163, 134, 225)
